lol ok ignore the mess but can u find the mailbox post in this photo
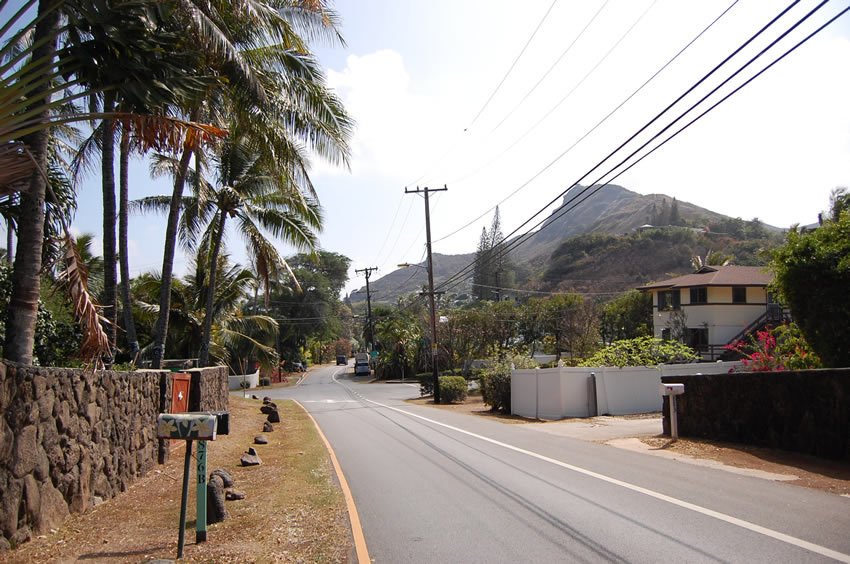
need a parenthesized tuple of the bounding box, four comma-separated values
(156, 412, 225, 558)
(660, 383, 685, 440)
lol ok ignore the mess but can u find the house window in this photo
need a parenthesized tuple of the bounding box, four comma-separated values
(687, 327, 709, 351)
(690, 287, 708, 304)
(658, 289, 680, 310)
(732, 286, 747, 304)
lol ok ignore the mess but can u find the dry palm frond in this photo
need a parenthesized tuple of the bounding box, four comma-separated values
(117, 114, 228, 153)
(0, 142, 34, 196)
(56, 232, 111, 368)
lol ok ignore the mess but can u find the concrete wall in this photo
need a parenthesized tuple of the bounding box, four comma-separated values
(228, 370, 260, 391)
(0, 362, 228, 548)
(661, 369, 850, 459)
(511, 362, 740, 420)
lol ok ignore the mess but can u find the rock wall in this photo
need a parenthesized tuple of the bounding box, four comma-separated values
(661, 369, 850, 459)
(0, 362, 229, 548)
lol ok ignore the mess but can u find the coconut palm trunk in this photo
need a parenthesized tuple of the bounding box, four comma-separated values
(198, 210, 227, 366)
(6, 216, 13, 264)
(100, 93, 118, 362)
(118, 125, 139, 357)
(3, 1, 60, 365)
(150, 140, 195, 368)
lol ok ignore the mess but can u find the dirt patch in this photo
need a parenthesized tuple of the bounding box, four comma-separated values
(6, 397, 352, 563)
(639, 436, 850, 496)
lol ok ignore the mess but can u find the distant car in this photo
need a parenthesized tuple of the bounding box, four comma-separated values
(336, 355, 347, 365)
(285, 361, 306, 372)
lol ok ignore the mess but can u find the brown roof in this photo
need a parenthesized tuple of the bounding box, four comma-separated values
(636, 265, 772, 291)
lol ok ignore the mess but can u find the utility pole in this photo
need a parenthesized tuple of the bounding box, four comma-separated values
(405, 185, 448, 403)
(355, 266, 378, 352)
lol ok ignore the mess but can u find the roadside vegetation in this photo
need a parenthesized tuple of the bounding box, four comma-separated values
(0, 0, 357, 373)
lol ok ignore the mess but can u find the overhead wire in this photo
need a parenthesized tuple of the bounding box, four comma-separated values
(402, 0, 558, 188)
(433, 0, 740, 244)
(428, 0, 829, 299)
(464, 0, 560, 132)
(488, 0, 611, 135)
(436, 2, 842, 301)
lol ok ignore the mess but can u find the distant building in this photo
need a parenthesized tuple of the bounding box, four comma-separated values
(637, 266, 787, 360)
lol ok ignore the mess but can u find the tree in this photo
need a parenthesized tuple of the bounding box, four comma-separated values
(472, 226, 491, 300)
(669, 197, 681, 226)
(472, 206, 513, 301)
(2, 0, 62, 364)
(771, 189, 850, 367)
(600, 291, 652, 344)
(147, 0, 352, 368)
(139, 134, 323, 366)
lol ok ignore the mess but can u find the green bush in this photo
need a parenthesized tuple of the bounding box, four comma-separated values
(479, 355, 536, 413)
(439, 376, 467, 404)
(418, 372, 434, 397)
(580, 336, 699, 367)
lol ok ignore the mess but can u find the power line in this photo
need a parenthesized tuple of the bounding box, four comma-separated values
(431, 0, 827, 298)
(435, 0, 739, 243)
(402, 0, 558, 188)
(464, 0, 559, 132)
(488, 0, 611, 135)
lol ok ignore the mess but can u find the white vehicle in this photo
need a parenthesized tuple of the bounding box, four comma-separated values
(354, 353, 371, 376)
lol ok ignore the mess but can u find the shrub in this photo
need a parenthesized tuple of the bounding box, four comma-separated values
(480, 355, 537, 413)
(580, 336, 699, 367)
(439, 376, 467, 404)
(259, 377, 271, 387)
(418, 372, 434, 397)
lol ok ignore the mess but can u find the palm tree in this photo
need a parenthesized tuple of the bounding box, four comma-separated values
(132, 253, 278, 367)
(147, 0, 353, 368)
(138, 133, 323, 366)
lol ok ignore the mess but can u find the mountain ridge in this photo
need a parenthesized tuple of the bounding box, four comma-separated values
(350, 185, 781, 304)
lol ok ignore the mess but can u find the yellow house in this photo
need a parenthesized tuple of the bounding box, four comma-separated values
(637, 266, 783, 359)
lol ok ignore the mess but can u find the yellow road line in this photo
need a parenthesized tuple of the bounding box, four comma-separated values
(293, 400, 370, 563)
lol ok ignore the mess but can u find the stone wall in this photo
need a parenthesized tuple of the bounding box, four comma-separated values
(0, 362, 229, 548)
(661, 369, 850, 459)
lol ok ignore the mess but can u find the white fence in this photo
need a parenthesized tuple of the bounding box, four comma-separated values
(228, 370, 260, 391)
(511, 362, 740, 419)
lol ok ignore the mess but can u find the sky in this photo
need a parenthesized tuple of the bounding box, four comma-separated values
(58, 0, 850, 297)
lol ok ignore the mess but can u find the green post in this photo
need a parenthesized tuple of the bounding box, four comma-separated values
(196, 440, 208, 542)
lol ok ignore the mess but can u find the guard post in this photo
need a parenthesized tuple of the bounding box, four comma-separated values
(156, 411, 226, 558)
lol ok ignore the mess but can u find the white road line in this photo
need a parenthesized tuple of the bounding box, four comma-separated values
(363, 397, 850, 563)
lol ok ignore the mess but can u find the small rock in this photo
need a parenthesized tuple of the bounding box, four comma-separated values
(262, 397, 271, 404)
(262, 422, 274, 433)
(251, 395, 259, 400)
(260, 404, 278, 415)
(240, 450, 262, 466)
(247, 447, 259, 456)
(0, 537, 10, 552)
(210, 468, 234, 488)
(225, 490, 246, 501)
(266, 410, 280, 424)
(92, 496, 104, 507)
(12, 526, 31, 546)
(207, 475, 228, 524)
(254, 435, 268, 445)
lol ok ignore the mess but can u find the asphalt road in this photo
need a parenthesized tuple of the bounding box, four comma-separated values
(265, 363, 850, 563)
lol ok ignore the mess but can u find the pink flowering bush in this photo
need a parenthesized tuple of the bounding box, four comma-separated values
(725, 323, 822, 372)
